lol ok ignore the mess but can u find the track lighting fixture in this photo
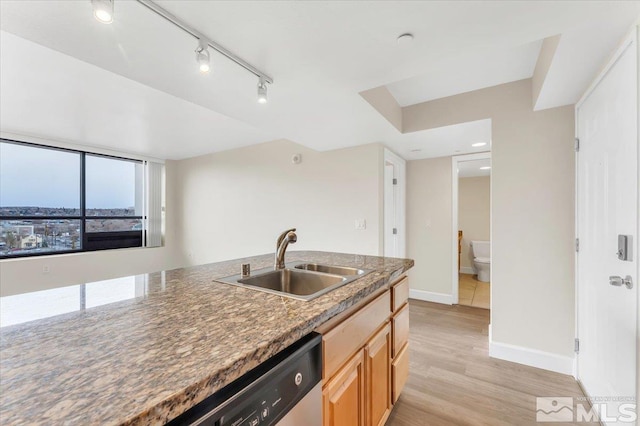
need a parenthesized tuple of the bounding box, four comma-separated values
(195, 39, 211, 74)
(92, 0, 114, 24)
(92, 0, 274, 102)
(257, 78, 268, 104)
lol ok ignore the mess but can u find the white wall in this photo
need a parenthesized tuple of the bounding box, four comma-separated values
(0, 160, 182, 297)
(1, 139, 386, 296)
(406, 157, 452, 297)
(458, 176, 491, 271)
(404, 79, 576, 362)
(174, 139, 384, 266)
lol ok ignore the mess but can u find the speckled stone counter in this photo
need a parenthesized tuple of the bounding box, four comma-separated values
(0, 251, 413, 425)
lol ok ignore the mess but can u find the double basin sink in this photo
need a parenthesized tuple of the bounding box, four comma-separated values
(216, 262, 372, 301)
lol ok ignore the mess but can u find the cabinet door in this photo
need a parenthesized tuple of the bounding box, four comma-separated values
(392, 304, 409, 358)
(365, 323, 391, 426)
(392, 343, 409, 404)
(323, 349, 365, 426)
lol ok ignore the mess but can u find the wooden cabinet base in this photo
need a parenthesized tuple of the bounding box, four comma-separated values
(392, 304, 409, 358)
(320, 276, 409, 426)
(365, 323, 391, 426)
(392, 343, 409, 404)
(323, 349, 365, 426)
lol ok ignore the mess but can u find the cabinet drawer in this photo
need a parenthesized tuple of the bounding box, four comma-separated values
(391, 277, 409, 312)
(392, 343, 409, 404)
(323, 291, 391, 380)
(392, 304, 409, 358)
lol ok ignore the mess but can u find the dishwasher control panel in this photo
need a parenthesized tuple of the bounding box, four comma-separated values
(219, 360, 311, 426)
(167, 333, 322, 426)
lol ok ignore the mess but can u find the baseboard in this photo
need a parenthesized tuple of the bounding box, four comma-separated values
(409, 289, 453, 305)
(459, 266, 475, 275)
(489, 340, 575, 375)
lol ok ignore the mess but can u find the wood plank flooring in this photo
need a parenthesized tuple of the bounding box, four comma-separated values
(458, 274, 490, 309)
(387, 300, 594, 426)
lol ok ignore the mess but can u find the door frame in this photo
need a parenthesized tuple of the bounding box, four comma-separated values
(383, 148, 406, 258)
(451, 152, 492, 305)
(574, 26, 639, 390)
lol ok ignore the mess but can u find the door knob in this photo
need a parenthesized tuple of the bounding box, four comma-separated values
(609, 275, 634, 289)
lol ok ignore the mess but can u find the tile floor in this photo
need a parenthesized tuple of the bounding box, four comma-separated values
(458, 273, 490, 309)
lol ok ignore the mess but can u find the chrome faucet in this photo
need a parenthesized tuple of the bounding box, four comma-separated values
(275, 228, 297, 270)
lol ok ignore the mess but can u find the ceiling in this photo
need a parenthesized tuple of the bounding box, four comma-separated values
(387, 41, 542, 107)
(458, 159, 492, 178)
(397, 119, 491, 161)
(0, 1, 638, 160)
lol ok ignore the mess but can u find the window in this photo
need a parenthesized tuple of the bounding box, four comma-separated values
(0, 139, 150, 258)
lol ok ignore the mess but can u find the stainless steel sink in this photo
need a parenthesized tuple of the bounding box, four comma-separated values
(240, 268, 345, 295)
(294, 263, 366, 276)
(215, 262, 373, 301)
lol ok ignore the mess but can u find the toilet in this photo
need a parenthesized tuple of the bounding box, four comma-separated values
(471, 241, 491, 282)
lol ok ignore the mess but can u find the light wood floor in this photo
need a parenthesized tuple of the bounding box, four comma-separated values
(458, 273, 490, 309)
(387, 300, 593, 426)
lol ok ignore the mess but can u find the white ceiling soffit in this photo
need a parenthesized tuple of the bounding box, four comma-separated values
(391, 119, 491, 161)
(0, 31, 275, 160)
(386, 41, 542, 107)
(1, 1, 639, 160)
(534, 11, 640, 110)
(458, 159, 492, 178)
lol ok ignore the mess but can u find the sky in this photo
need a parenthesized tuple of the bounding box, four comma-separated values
(0, 142, 139, 209)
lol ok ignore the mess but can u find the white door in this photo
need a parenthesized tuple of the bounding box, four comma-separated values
(576, 33, 638, 425)
(384, 163, 397, 256)
(383, 149, 406, 258)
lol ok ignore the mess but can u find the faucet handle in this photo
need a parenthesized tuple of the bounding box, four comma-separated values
(276, 228, 296, 248)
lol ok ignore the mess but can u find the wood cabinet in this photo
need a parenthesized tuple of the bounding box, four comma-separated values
(391, 276, 409, 312)
(391, 304, 409, 358)
(365, 323, 391, 426)
(392, 341, 409, 404)
(323, 349, 365, 426)
(390, 278, 409, 405)
(322, 291, 391, 381)
(320, 276, 409, 426)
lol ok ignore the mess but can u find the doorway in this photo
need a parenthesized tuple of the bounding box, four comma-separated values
(575, 30, 637, 423)
(452, 152, 491, 307)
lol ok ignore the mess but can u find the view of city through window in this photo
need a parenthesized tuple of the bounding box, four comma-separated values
(0, 141, 144, 257)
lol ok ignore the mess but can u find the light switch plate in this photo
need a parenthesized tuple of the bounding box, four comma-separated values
(355, 219, 366, 230)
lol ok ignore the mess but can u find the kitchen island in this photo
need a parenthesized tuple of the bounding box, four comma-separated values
(0, 251, 413, 425)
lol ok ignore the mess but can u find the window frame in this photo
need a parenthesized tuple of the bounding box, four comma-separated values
(0, 139, 145, 259)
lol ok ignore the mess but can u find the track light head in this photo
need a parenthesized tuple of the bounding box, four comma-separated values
(195, 39, 211, 74)
(92, 0, 114, 24)
(257, 78, 268, 104)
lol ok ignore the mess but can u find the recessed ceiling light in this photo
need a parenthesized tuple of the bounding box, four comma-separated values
(480, 166, 491, 170)
(397, 33, 414, 46)
(410, 149, 422, 152)
(472, 142, 487, 147)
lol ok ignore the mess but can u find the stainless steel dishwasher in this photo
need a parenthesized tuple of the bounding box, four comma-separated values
(167, 333, 322, 426)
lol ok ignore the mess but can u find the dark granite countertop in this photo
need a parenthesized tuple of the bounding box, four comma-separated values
(0, 251, 413, 425)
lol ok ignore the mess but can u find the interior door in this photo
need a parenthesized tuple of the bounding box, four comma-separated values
(384, 163, 397, 257)
(576, 34, 638, 425)
(383, 149, 406, 258)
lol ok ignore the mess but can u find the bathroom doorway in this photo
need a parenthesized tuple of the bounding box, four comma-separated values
(451, 152, 491, 309)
